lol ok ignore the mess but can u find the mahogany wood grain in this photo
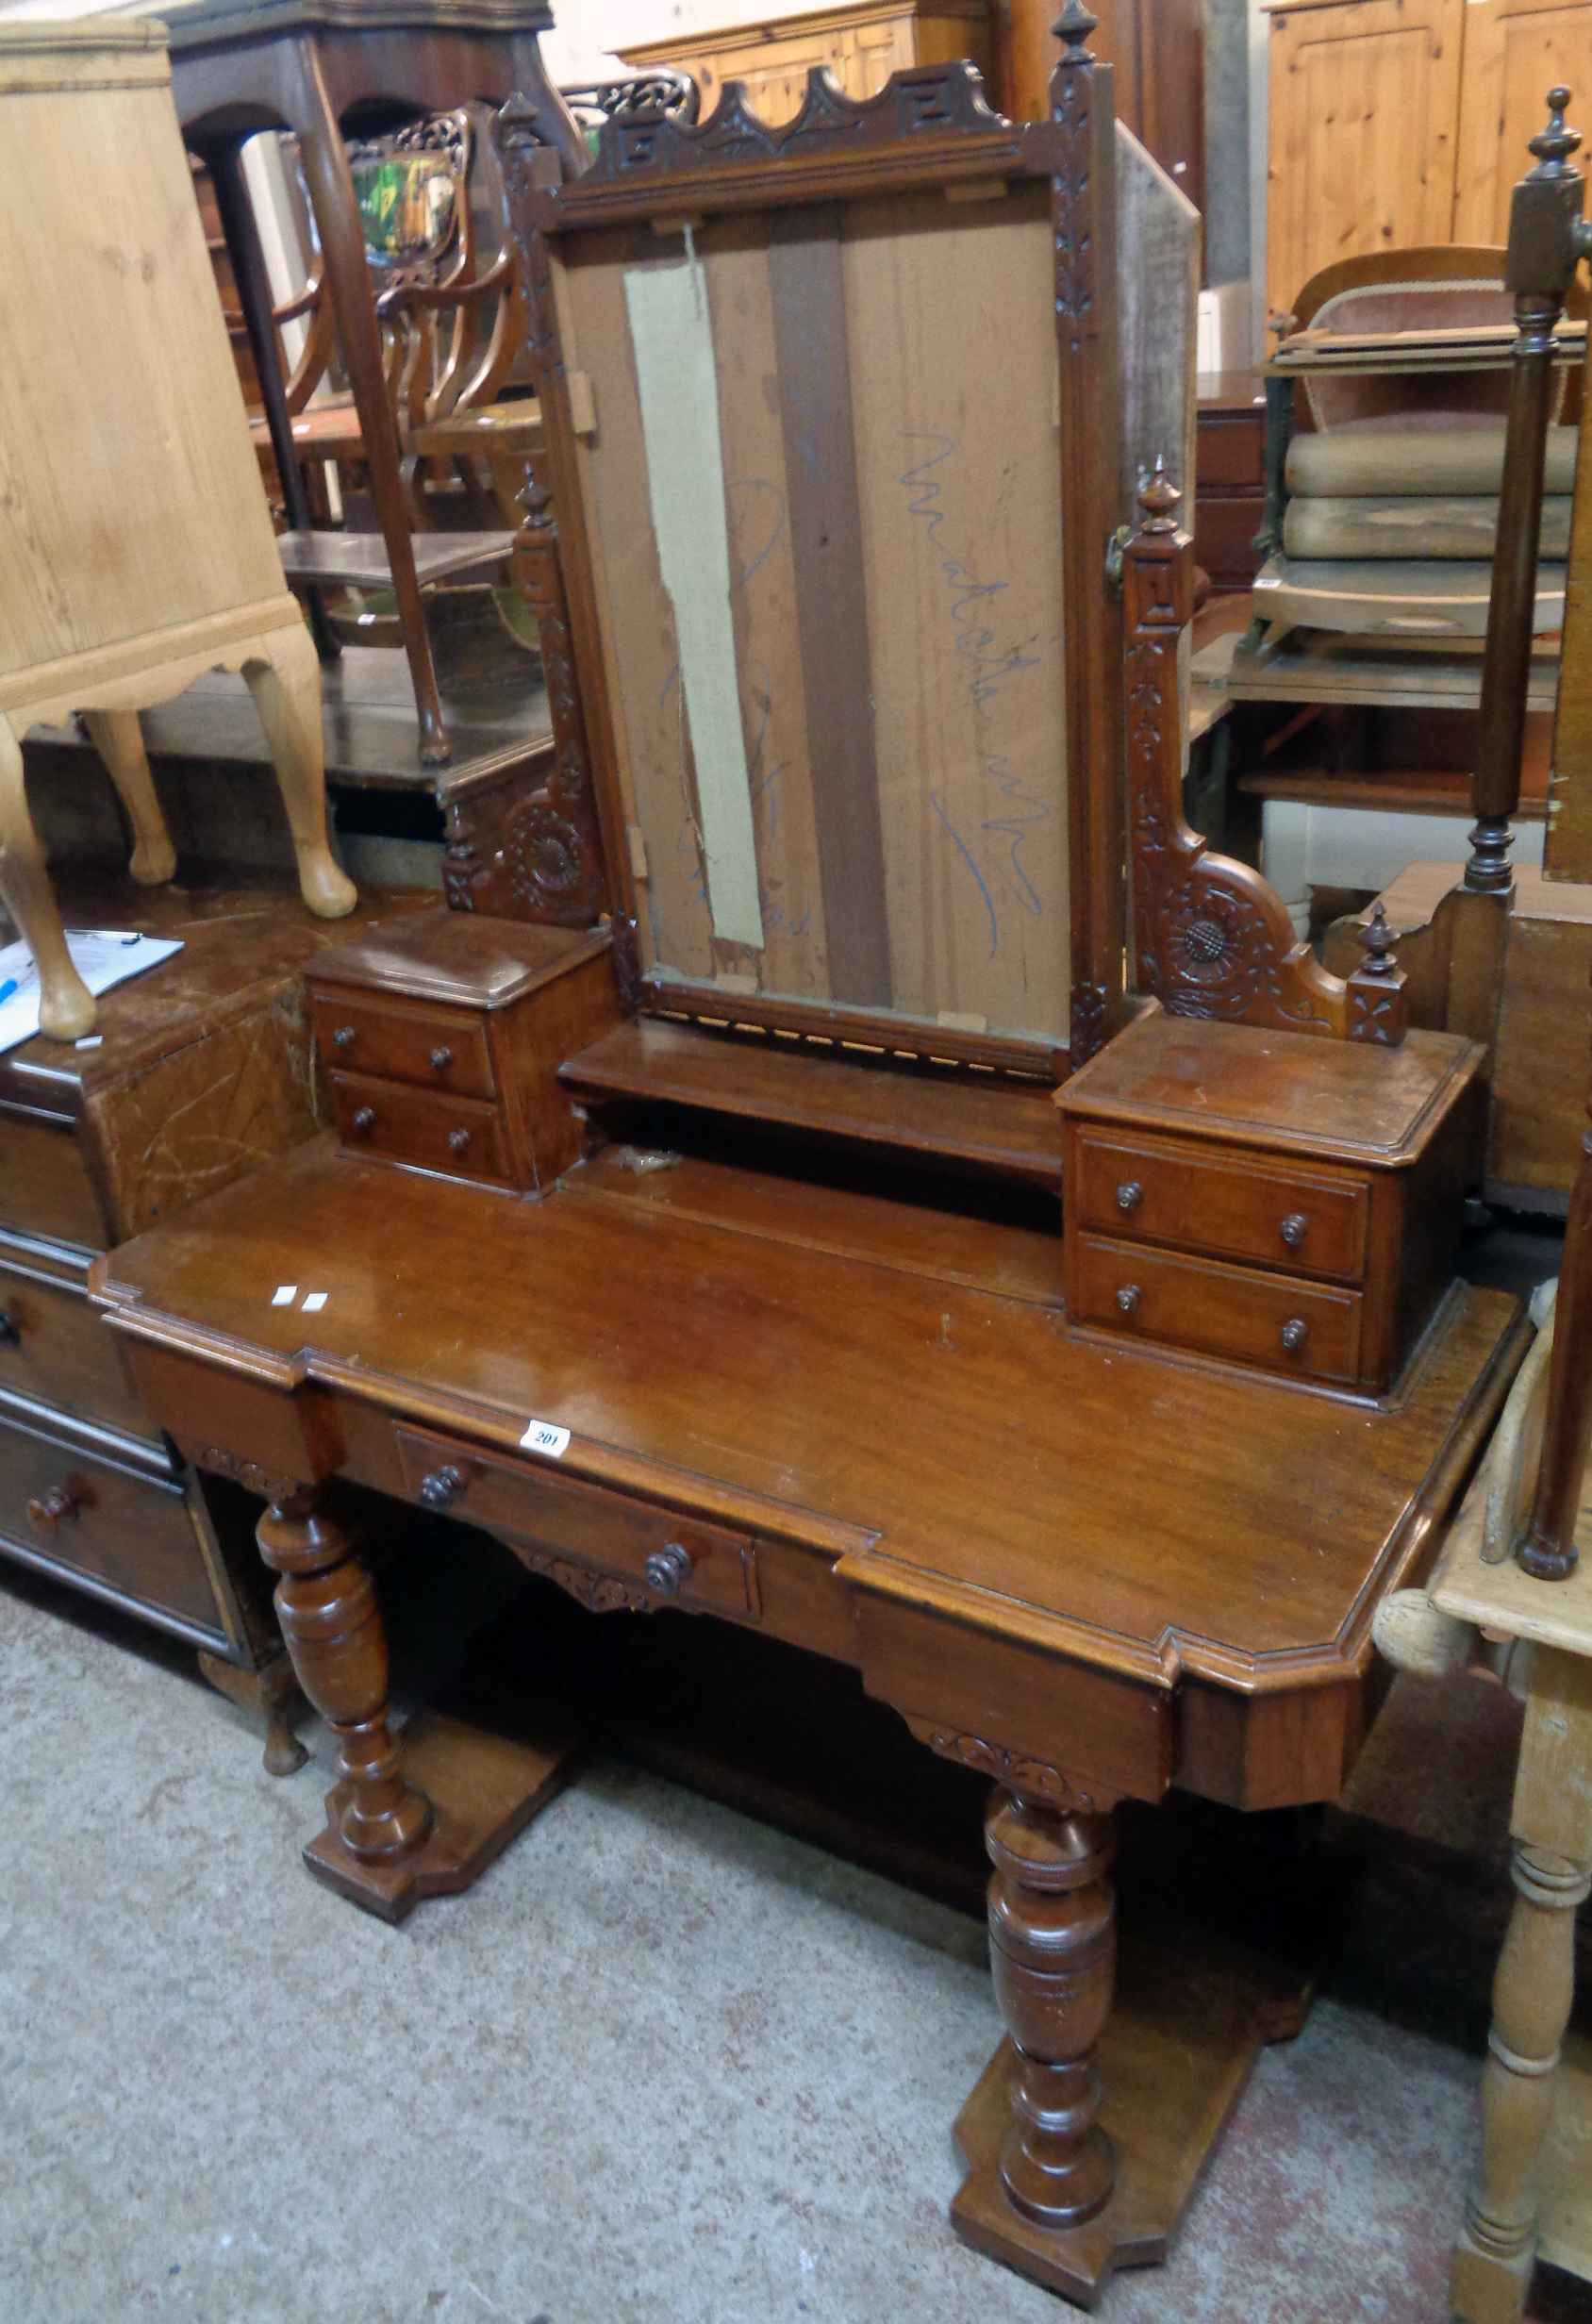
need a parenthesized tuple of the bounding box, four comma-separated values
(393, 1421, 759, 1616)
(561, 1019, 1065, 1187)
(559, 1143, 1066, 1308)
(311, 990, 498, 1100)
(255, 1481, 435, 1864)
(308, 909, 620, 1194)
(329, 1071, 514, 1187)
(1071, 1131, 1368, 1283)
(1071, 1232, 1365, 1387)
(1059, 1007, 1484, 1394)
(986, 1791, 1118, 2231)
(94, 1135, 1522, 1727)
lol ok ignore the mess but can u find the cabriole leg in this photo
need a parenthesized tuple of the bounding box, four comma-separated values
(82, 709, 177, 886)
(242, 626, 357, 922)
(0, 714, 95, 1039)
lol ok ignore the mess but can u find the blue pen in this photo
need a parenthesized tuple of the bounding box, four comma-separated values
(0, 978, 18, 1007)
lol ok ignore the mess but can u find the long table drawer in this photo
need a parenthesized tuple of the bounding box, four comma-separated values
(1073, 1131, 1368, 1284)
(329, 1071, 513, 1187)
(394, 1423, 756, 1615)
(0, 1409, 224, 1639)
(1073, 1234, 1363, 1386)
(0, 1252, 153, 1438)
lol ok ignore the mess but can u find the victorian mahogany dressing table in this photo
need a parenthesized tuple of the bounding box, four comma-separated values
(92, 26, 1527, 2306)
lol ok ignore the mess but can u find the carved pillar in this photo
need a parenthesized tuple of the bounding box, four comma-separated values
(256, 1485, 432, 1861)
(1126, 463, 1357, 1038)
(986, 1786, 1118, 2230)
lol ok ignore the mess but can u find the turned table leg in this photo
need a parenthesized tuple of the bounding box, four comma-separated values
(987, 1787, 1118, 2231)
(1453, 1842, 1590, 2322)
(947, 1755, 1280, 2303)
(1452, 1643, 1592, 2324)
(255, 1484, 432, 1862)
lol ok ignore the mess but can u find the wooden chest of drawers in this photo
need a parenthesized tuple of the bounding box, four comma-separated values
(0, 881, 431, 1755)
(1057, 1007, 1486, 1397)
(307, 909, 621, 1195)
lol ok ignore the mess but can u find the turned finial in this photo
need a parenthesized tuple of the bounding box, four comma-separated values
(1529, 87, 1582, 174)
(1356, 899, 1399, 978)
(1053, 0, 1098, 58)
(1347, 899, 1408, 1046)
(1137, 456, 1182, 533)
(521, 473, 553, 523)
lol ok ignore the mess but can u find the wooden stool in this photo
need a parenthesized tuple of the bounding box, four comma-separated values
(0, 20, 355, 1041)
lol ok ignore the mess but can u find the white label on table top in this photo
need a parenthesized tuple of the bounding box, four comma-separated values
(302, 1292, 327, 1313)
(520, 1419, 571, 1459)
(272, 1286, 297, 1306)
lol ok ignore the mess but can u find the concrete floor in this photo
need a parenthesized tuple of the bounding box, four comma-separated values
(4, 1566, 1563, 2324)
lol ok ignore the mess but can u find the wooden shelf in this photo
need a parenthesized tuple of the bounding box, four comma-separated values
(558, 1018, 1064, 1187)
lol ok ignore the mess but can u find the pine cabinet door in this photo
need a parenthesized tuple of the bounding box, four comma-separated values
(1452, 0, 1592, 243)
(1264, 0, 1466, 315)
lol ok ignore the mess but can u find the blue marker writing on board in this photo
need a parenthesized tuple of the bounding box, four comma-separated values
(0, 979, 18, 1007)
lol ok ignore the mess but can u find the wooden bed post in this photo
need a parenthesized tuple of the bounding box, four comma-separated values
(1447, 93, 1588, 1055)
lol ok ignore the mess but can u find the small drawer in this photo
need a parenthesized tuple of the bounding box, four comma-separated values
(312, 989, 495, 1100)
(0, 1255, 153, 1438)
(1074, 1132, 1368, 1283)
(1074, 1234, 1363, 1386)
(394, 1423, 756, 1616)
(330, 1071, 513, 1186)
(1196, 411, 1266, 490)
(0, 1102, 107, 1248)
(0, 1411, 224, 1640)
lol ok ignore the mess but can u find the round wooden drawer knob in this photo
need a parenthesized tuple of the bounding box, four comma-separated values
(430, 1046, 454, 1071)
(1281, 1318, 1310, 1353)
(643, 1542, 693, 1594)
(1279, 1214, 1309, 1248)
(1116, 1181, 1144, 1213)
(0, 1307, 19, 1348)
(448, 1128, 473, 1154)
(352, 1106, 376, 1133)
(27, 1484, 81, 1534)
(333, 1025, 357, 1048)
(1116, 1284, 1141, 1315)
(419, 1464, 465, 1511)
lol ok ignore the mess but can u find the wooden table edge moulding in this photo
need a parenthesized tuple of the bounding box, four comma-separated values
(0, 18, 357, 1043)
(87, 21, 1534, 2308)
(110, 0, 589, 770)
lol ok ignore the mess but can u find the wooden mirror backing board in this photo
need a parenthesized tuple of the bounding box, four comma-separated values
(499, 43, 1195, 1094)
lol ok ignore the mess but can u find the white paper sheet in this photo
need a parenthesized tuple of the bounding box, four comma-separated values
(0, 929, 184, 1055)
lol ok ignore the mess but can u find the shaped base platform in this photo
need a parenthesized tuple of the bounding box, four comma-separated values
(304, 1708, 583, 1923)
(952, 1929, 1277, 2308)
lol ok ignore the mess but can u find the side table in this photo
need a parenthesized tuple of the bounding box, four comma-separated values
(129, 0, 586, 767)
